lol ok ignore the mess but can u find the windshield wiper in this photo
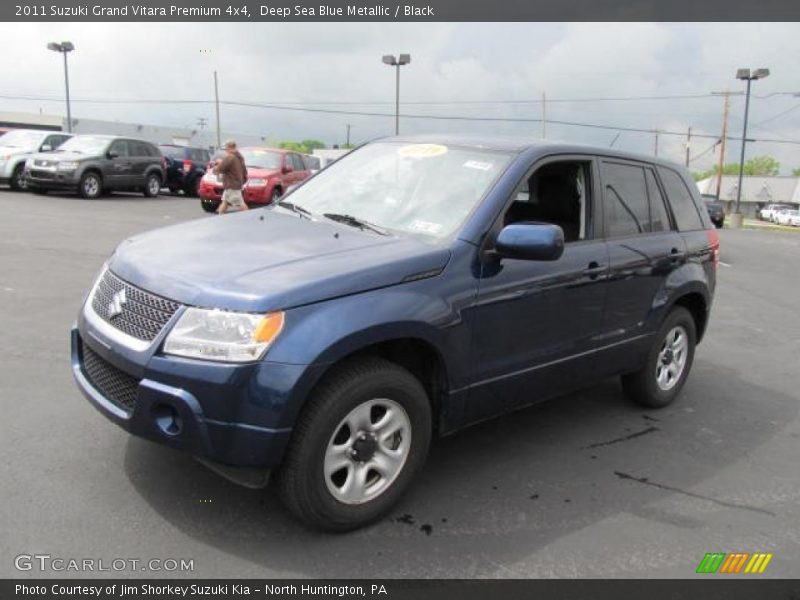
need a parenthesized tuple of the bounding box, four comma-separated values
(277, 200, 312, 219)
(323, 213, 389, 236)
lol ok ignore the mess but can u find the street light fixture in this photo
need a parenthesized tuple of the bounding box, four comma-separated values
(47, 41, 75, 133)
(382, 53, 411, 135)
(731, 67, 770, 227)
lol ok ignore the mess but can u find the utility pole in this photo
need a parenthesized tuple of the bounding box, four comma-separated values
(653, 129, 659, 157)
(711, 91, 742, 202)
(213, 70, 221, 148)
(685, 127, 692, 167)
(542, 92, 546, 139)
(346, 124, 351, 146)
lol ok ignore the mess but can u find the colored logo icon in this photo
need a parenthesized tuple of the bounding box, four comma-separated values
(696, 552, 773, 574)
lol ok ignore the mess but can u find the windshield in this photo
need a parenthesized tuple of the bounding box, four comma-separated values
(159, 146, 185, 159)
(240, 149, 282, 170)
(285, 142, 513, 238)
(0, 130, 44, 150)
(58, 136, 110, 155)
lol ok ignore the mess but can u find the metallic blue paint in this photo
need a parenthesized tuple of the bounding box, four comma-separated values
(72, 137, 717, 469)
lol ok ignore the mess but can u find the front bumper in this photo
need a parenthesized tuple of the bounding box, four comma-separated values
(71, 324, 302, 468)
(25, 169, 80, 190)
(198, 182, 273, 205)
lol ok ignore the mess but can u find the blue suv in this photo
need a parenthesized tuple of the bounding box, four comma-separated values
(71, 136, 718, 530)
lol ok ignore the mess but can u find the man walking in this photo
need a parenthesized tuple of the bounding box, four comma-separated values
(214, 139, 248, 214)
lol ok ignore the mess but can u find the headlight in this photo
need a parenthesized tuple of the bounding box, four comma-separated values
(57, 161, 80, 171)
(246, 178, 266, 187)
(163, 308, 284, 363)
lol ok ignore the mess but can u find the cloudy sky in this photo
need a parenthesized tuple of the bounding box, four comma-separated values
(1, 22, 799, 173)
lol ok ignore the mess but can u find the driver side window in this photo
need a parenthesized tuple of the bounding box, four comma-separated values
(503, 160, 592, 243)
(108, 140, 129, 158)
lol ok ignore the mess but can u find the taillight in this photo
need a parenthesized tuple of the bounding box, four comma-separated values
(707, 228, 720, 268)
(183, 159, 192, 174)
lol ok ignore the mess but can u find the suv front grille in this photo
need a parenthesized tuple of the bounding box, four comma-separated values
(91, 270, 180, 342)
(81, 340, 139, 413)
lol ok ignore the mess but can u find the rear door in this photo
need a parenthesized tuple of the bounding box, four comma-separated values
(595, 159, 686, 377)
(128, 141, 152, 187)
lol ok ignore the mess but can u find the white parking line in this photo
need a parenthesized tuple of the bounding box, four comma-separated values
(719, 261, 732, 268)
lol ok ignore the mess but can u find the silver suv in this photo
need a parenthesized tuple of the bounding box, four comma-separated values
(0, 129, 72, 190)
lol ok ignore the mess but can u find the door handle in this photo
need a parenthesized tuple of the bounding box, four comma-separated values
(669, 248, 686, 263)
(584, 261, 606, 279)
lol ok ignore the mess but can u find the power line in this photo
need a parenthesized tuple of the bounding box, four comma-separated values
(753, 102, 800, 126)
(4, 94, 800, 145)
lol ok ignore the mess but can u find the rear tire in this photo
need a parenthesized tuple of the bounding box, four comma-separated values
(79, 172, 103, 199)
(622, 306, 696, 409)
(277, 357, 432, 531)
(144, 173, 161, 197)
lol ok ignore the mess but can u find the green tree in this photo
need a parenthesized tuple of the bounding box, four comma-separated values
(692, 155, 781, 181)
(792, 167, 800, 176)
(278, 140, 327, 154)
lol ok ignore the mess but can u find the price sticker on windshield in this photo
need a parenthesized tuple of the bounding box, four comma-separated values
(398, 144, 448, 158)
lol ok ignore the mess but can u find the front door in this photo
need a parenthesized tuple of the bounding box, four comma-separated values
(465, 157, 610, 423)
(106, 139, 133, 189)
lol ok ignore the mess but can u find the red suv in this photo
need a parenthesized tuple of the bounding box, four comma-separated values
(198, 147, 311, 213)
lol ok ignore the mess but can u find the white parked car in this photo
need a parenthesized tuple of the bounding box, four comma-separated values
(778, 209, 800, 226)
(772, 207, 795, 224)
(0, 129, 72, 190)
(760, 204, 791, 222)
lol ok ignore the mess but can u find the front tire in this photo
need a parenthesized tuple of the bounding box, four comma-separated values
(277, 357, 432, 531)
(622, 306, 696, 408)
(200, 198, 218, 213)
(79, 172, 103, 199)
(10, 164, 27, 191)
(144, 173, 161, 197)
(270, 187, 282, 204)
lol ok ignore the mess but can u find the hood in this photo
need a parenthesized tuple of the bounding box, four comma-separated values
(108, 208, 451, 312)
(0, 145, 32, 157)
(27, 150, 90, 163)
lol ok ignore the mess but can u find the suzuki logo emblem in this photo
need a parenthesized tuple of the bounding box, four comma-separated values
(107, 288, 126, 319)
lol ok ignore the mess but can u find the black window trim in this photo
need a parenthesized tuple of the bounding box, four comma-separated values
(485, 153, 602, 250)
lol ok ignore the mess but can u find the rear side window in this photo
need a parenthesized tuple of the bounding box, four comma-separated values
(658, 167, 705, 231)
(128, 141, 149, 157)
(645, 168, 672, 232)
(601, 162, 650, 237)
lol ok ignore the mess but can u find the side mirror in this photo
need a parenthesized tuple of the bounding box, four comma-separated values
(282, 164, 293, 174)
(41, 144, 52, 152)
(494, 223, 565, 261)
(107, 151, 119, 159)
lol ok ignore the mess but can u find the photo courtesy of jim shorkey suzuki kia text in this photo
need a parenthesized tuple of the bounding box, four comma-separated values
(1, 0, 800, 591)
(18, 5, 436, 17)
(15, 584, 388, 596)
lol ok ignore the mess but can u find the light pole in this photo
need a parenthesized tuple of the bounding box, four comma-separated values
(382, 54, 411, 135)
(731, 67, 770, 228)
(47, 41, 75, 133)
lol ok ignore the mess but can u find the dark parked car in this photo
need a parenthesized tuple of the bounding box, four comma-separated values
(701, 193, 725, 228)
(159, 144, 211, 196)
(26, 135, 165, 199)
(71, 136, 718, 530)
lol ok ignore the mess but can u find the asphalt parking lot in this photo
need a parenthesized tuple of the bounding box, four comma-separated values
(1, 189, 798, 579)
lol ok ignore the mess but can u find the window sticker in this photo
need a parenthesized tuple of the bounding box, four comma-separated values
(463, 160, 493, 171)
(397, 144, 448, 158)
(409, 219, 443, 234)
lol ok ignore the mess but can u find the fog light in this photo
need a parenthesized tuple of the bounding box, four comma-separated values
(152, 403, 183, 436)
